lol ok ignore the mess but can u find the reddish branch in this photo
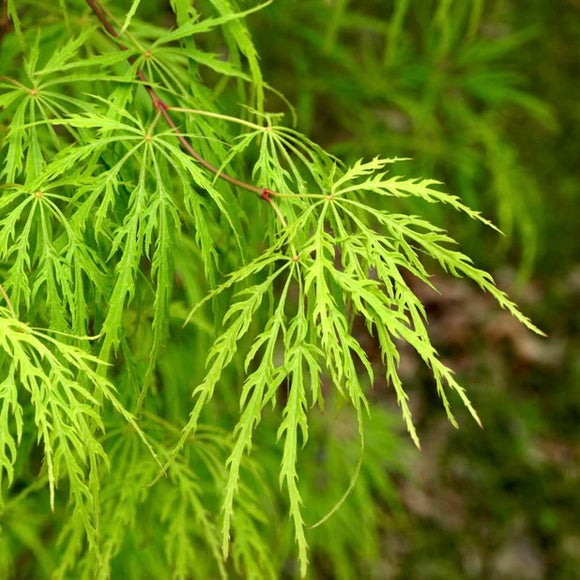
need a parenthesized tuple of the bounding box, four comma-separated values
(0, 0, 11, 47)
(260, 188, 273, 201)
(84, 0, 274, 200)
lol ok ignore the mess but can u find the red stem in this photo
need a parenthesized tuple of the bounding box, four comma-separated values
(84, 0, 270, 198)
(0, 0, 11, 46)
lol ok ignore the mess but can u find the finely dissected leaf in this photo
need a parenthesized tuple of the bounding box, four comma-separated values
(158, 257, 292, 483)
(38, 29, 95, 74)
(152, 2, 271, 48)
(119, 0, 143, 36)
(0, 309, 157, 542)
(182, 46, 253, 81)
(220, 270, 294, 558)
(276, 307, 318, 577)
(99, 154, 150, 361)
(332, 157, 501, 231)
(0, 371, 23, 508)
(161, 459, 227, 580)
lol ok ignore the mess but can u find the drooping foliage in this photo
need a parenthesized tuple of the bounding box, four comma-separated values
(0, 1, 541, 578)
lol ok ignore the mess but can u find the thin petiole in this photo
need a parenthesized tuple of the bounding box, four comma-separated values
(0, 75, 28, 89)
(268, 191, 326, 199)
(167, 106, 267, 132)
(265, 197, 288, 228)
(147, 109, 162, 134)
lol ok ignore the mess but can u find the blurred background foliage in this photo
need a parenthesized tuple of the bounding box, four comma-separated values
(250, 0, 578, 578)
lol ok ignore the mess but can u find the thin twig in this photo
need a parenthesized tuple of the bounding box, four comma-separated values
(84, 0, 280, 201)
(0, 0, 11, 47)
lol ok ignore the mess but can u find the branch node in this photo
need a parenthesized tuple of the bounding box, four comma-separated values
(260, 188, 273, 202)
(153, 97, 167, 111)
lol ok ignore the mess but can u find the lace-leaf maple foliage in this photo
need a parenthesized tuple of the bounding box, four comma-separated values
(0, 1, 541, 578)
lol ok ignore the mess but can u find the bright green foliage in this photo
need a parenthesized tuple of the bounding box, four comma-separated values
(0, 1, 540, 578)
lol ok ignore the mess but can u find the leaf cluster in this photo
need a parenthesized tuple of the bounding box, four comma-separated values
(0, 1, 541, 577)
